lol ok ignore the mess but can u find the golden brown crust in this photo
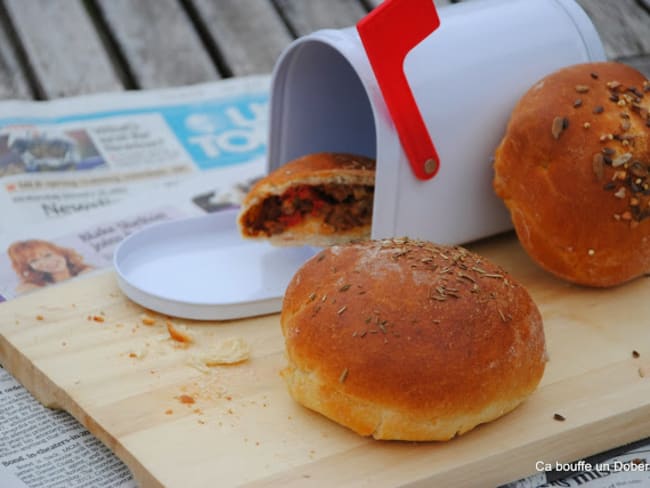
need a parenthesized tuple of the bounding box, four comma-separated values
(238, 153, 375, 247)
(494, 62, 650, 287)
(280, 238, 546, 441)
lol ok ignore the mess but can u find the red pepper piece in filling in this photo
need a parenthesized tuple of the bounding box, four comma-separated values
(278, 186, 326, 227)
(311, 197, 325, 216)
(278, 212, 303, 226)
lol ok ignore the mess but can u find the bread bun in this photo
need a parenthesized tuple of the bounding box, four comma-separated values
(494, 62, 650, 287)
(238, 153, 375, 247)
(280, 238, 546, 441)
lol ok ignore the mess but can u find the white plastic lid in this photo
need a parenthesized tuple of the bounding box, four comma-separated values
(113, 209, 317, 320)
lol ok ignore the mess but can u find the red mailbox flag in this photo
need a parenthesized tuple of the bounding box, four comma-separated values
(357, 0, 441, 180)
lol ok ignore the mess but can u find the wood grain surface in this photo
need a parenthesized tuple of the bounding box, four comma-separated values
(1, 233, 649, 487)
(0, 0, 648, 100)
(188, 0, 293, 77)
(0, 13, 31, 100)
(273, 0, 367, 36)
(94, 0, 220, 88)
(575, 0, 650, 60)
(3, 0, 123, 99)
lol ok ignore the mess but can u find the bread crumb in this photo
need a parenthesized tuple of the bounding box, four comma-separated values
(164, 409, 173, 415)
(140, 314, 156, 326)
(187, 356, 211, 373)
(127, 345, 148, 360)
(178, 394, 195, 405)
(191, 337, 250, 367)
(36, 315, 44, 321)
(166, 321, 193, 344)
(92, 315, 105, 323)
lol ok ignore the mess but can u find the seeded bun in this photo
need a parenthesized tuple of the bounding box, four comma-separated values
(238, 153, 375, 247)
(280, 238, 546, 441)
(494, 62, 650, 287)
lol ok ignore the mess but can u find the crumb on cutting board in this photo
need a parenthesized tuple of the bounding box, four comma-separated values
(189, 337, 250, 369)
(166, 321, 193, 344)
(178, 394, 195, 405)
(140, 314, 156, 326)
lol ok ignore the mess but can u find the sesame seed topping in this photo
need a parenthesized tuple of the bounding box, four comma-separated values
(339, 368, 349, 383)
(551, 116, 568, 139)
(621, 119, 631, 131)
(592, 153, 605, 181)
(612, 152, 632, 167)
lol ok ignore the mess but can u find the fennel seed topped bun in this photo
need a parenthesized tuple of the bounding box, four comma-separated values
(280, 237, 546, 441)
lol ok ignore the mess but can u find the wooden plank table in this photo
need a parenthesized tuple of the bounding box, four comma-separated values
(0, 1, 649, 486)
(0, 0, 647, 100)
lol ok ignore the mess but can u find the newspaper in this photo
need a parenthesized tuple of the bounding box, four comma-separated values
(0, 75, 267, 242)
(0, 366, 136, 488)
(0, 75, 648, 488)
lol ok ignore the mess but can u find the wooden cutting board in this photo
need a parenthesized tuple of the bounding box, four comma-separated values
(1, 233, 650, 487)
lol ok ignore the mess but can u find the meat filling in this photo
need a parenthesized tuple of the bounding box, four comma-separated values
(246, 184, 374, 236)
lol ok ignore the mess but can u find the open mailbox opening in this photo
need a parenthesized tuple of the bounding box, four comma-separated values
(268, 36, 377, 171)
